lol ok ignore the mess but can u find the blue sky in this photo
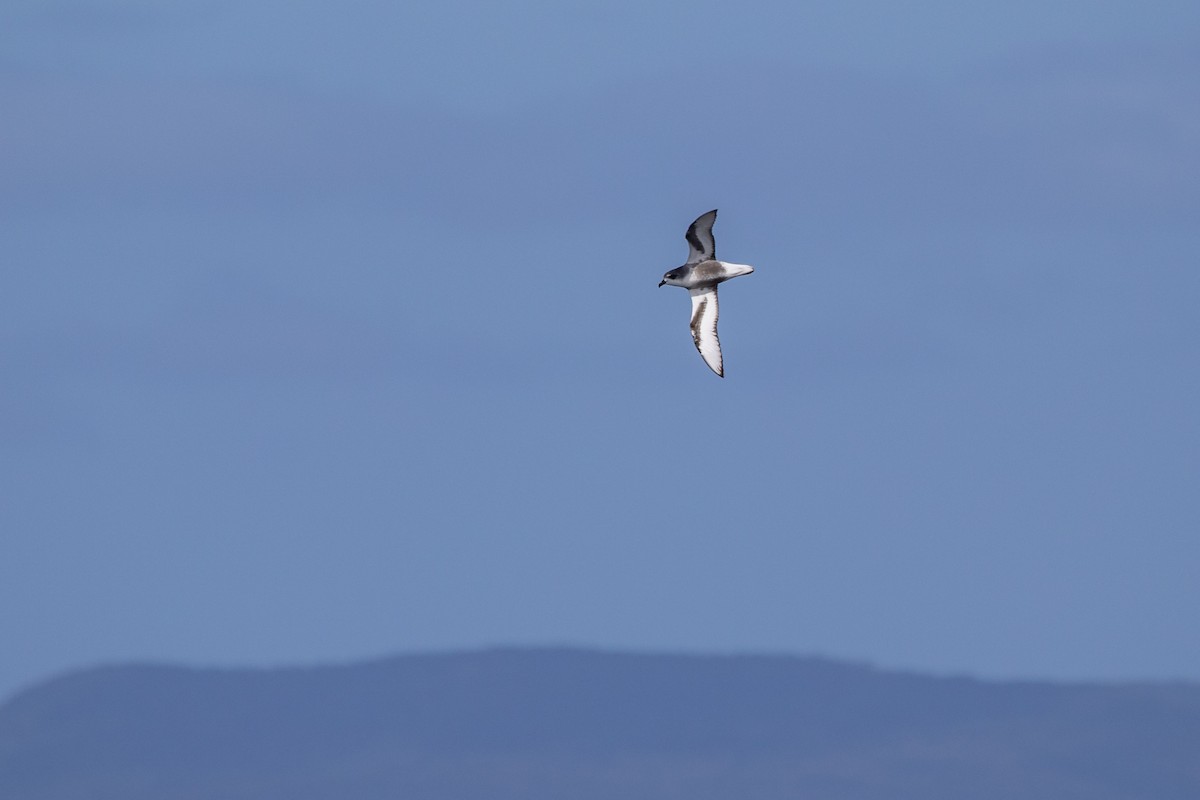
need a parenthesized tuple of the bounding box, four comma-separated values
(2, 0, 1198, 701)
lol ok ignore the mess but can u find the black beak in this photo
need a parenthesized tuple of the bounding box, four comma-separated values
(658, 280, 666, 287)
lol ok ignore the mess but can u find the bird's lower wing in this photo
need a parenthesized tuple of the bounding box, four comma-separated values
(689, 287, 723, 377)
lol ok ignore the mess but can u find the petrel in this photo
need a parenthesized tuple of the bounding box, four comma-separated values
(658, 209, 755, 377)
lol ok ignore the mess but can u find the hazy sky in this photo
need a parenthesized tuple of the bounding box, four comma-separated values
(2, 0, 1198, 702)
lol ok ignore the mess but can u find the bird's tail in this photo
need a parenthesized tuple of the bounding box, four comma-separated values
(720, 262, 755, 279)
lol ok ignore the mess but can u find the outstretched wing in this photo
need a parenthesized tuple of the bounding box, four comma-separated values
(688, 286, 723, 377)
(684, 209, 718, 264)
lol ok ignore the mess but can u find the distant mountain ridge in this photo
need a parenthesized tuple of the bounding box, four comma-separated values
(2, 648, 1198, 799)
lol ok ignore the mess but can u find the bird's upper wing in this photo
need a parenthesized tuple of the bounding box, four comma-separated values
(684, 209, 718, 264)
(689, 286, 723, 377)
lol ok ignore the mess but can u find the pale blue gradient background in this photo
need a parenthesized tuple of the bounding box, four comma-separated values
(2, 0, 1198, 701)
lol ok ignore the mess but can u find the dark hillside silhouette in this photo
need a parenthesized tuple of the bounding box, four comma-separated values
(2, 649, 1198, 799)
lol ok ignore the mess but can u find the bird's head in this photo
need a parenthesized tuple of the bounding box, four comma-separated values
(658, 268, 685, 288)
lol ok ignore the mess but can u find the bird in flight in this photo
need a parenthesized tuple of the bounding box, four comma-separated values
(658, 209, 755, 377)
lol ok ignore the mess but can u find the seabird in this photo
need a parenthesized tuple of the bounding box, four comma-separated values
(658, 209, 755, 377)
